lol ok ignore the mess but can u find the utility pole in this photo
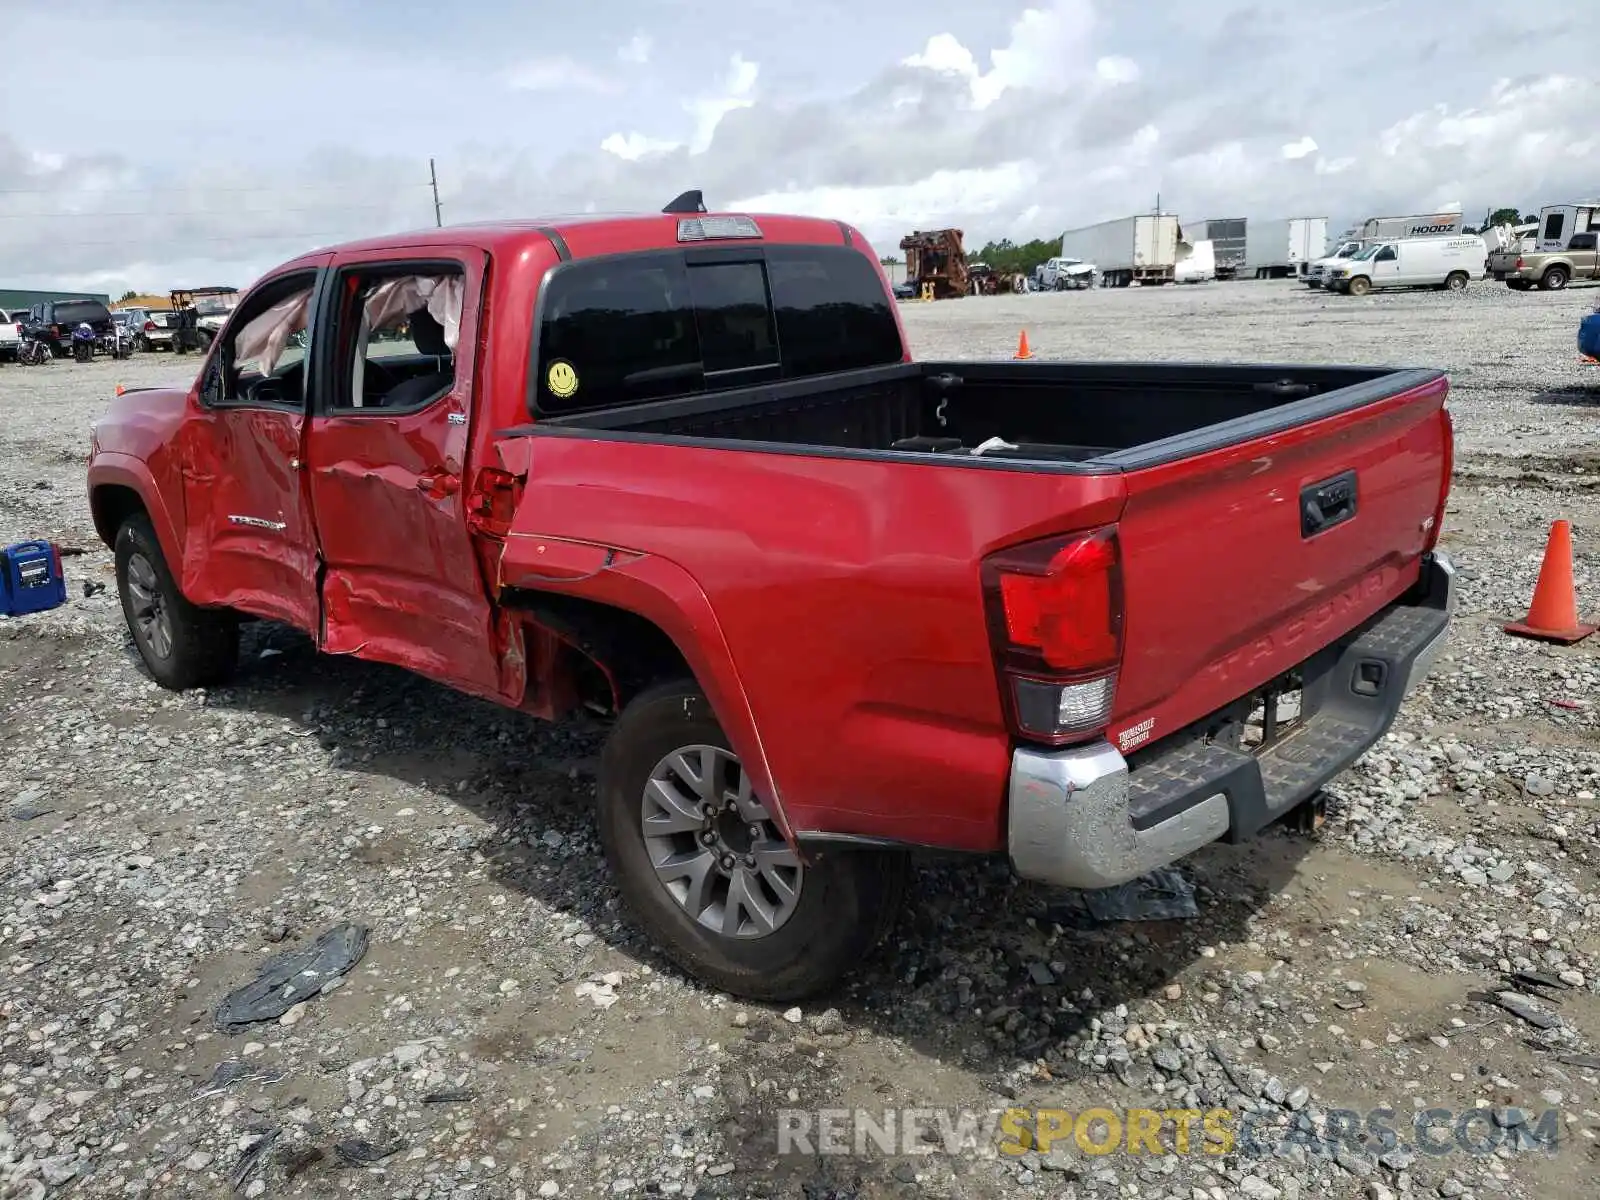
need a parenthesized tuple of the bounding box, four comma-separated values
(429, 158, 442, 228)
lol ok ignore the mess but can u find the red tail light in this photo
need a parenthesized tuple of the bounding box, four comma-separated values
(982, 527, 1123, 745)
(1515, 257, 1525, 270)
(50, 324, 60, 337)
(144, 320, 156, 332)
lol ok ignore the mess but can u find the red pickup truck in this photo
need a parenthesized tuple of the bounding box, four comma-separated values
(87, 198, 1457, 1001)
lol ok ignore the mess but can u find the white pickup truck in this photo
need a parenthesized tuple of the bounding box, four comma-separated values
(0, 309, 21, 361)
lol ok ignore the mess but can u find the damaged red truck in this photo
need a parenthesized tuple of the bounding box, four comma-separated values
(87, 201, 1456, 1001)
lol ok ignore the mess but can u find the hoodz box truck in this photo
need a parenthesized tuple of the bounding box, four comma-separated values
(1244, 217, 1328, 279)
(1060, 215, 1183, 288)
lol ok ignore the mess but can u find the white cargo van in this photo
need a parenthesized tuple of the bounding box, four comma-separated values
(1306, 240, 1366, 288)
(1323, 236, 1486, 296)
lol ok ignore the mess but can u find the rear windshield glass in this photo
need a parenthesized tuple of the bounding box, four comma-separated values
(55, 301, 110, 324)
(533, 244, 903, 415)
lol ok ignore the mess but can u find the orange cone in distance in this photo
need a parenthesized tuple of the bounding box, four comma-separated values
(1504, 519, 1594, 644)
(1013, 330, 1033, 360)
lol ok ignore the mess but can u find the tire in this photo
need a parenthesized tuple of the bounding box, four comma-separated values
(1444, 272, 1469, 292)
(1346, 276, 1372, 296)
(596, 680, 909, 1002)
(114, 513, 239, 690)
(1540, 267, 1569, 291)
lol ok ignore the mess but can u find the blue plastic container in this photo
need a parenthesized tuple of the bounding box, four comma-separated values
(1580, 310, 1600, 364)
(0, 541, 68, 616)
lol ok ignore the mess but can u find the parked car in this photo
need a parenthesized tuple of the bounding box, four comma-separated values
(0, 309, 20, 362)
(87, 204, 1457, 1001)
(1489, 231, 1600, 292)
(130, 309, 179, 352)
(21, 298, 114, 356)
(1324, 236, 1486, 295)
(1040, 255, 1096, 290)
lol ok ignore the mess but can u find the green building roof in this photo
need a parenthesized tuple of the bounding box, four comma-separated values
(0, 287, 113, 312)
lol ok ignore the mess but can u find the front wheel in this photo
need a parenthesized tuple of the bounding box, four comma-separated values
(115, 514, 239, 690)
(596, 680, 909, 1001)
(1346, 276, 1372, 296)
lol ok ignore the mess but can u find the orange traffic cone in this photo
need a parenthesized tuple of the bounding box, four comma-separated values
(1013, 330, 1033, 360)
(115, 383, 124, 396)
(1504, 519, 1594, 643)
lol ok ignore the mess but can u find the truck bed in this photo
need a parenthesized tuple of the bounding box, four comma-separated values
(535, 360, 1421, 470)
(507, 358, 1450, 852)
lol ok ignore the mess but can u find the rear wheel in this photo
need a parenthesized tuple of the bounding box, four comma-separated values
(1444, 271, 1469, 292)
(596, 680, 909, 1001)
(115, 514, 239, 690)
(1541, 266, 1569, 291)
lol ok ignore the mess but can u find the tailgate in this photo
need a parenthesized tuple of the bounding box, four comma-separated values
(1103, 369, 1450, 750)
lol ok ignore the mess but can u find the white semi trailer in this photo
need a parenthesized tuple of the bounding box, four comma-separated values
(1243, 217, 1328, 280)
(1060, 214, 1185, 288)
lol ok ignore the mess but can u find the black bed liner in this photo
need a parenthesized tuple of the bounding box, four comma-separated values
(501, 361, 1443, 475)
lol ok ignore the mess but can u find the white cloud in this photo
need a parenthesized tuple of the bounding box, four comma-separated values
(904, 0, 1097, 108)
(618, 33, 652, 65)
(685, 53, 759, 154)
(731, 162, 1041, 234)
(504, 57, 617, 94)
(4, 1, 1599, 292)
(601, 131, 680, 161)
(1095, 55, 1140, 85)
(904, 33, 978, 78)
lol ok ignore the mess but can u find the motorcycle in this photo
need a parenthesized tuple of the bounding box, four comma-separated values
(71, 322, 96, 364)
(99, 323, 134, 359)
(18, 336, 52, 366)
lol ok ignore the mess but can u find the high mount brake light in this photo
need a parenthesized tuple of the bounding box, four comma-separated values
(677, 216, 763, 242)
(982, 527, 1124, 745)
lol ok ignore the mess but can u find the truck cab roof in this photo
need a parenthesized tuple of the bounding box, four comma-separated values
(274, 211, 865, 273)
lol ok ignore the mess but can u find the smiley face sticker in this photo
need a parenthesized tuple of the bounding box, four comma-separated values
(546, 359, 579, 400)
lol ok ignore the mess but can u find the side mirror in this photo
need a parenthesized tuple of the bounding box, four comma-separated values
(201, 362, 223, 405)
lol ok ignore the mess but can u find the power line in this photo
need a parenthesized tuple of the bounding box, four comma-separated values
(0, 229, 401, 249)
(0, 204, 405, 220)
(0, 182, 434, 197)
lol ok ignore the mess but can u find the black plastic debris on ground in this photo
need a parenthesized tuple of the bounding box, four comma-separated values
(214, 922, 370, 1032)
(1470, 989, 1564, 1031)
(422, 1089, 477, 1105)
(1045, 866, 1199, 928)
(334, 1138, 403, 1168)
(195, 1060, 287, 1099)
(231, 1128, 279, 1193)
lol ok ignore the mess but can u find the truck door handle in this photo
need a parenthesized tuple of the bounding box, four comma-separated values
(1301, 470, 1357, 537)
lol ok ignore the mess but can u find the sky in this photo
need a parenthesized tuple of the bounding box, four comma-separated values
(1, 0, 1594, 295)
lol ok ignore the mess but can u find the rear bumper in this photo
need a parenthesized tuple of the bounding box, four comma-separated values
(1008, 551, 1457, 890)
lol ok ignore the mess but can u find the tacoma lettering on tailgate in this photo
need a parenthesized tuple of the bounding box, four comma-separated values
(1202, 566, 1399, 688)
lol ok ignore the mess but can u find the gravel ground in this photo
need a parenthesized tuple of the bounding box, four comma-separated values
(3, 277, 1600, 1200)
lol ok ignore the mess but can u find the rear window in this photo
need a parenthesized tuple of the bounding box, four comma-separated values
(533, 244, 902, 415)
(54, 301, 110, 325)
